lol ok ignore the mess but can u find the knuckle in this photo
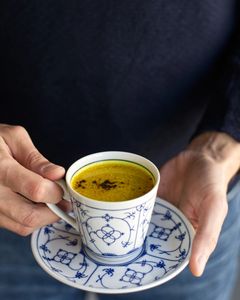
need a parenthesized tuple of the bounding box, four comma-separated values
(2, 125, 27, 137)
(9, 125, 27, 136)
(25, 179, 46, 202)
(25, 149, 44, 169)
(0, 158, 14, 185)
(16, 225, 33, 237)
(21, 207, 40, 228)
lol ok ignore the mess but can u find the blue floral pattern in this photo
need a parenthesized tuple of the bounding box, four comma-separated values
(72, 198, 154, 259)
(32, 198, 193, 292)
(95, 224, 124, 246)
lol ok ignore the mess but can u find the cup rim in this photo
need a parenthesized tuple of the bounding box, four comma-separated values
(65, 151, 160, 207)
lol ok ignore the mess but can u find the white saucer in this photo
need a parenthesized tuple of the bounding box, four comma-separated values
(31, 197, 194, 294)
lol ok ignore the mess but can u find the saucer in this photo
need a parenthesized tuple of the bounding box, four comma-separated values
(31, 197, 194, 294)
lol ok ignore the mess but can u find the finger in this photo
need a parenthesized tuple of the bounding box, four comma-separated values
(189, 193, 228, 276)
(0, 187, 70, 230)
(0, 159, 63, 203)
(0, 125, 65, 179)
(0, 212, 34, 236)
(158, 160, 182, 206)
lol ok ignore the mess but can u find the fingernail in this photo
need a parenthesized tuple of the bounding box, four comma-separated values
(41, 163, 64, 174)
(43, 180, 63, 202)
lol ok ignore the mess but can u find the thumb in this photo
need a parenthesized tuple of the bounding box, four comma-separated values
(29, 153, 65, 180)
(1, 125, 65, 180)
(188, 191, 228, 276)
(157, 157, 182, 206)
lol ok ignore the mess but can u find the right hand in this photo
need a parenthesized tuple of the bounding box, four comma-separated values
(158, 132, 240, 276)
(0, 124, 67, 236)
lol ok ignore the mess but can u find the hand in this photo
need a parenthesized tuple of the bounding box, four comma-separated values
(0, 124, 67, 236)
(158, 132, 240, 276)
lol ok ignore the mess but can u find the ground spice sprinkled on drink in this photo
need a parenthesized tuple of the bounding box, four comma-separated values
(71, 160, 154, 201)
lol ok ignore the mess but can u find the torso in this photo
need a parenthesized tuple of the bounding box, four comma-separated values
(0, 1, 237, 166)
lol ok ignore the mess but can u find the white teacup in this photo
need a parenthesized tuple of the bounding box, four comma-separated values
(47, 151, 160, 263)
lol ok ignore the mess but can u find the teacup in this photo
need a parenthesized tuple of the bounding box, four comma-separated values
(47, 151, 160, 263)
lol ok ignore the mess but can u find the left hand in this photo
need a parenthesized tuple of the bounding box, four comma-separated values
(157, 132, 240, 276)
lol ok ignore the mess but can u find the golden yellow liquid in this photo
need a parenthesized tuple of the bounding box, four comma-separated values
(71, 160, 155, 202)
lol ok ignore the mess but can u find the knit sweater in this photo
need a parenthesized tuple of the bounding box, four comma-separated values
(0, 1, 239, 168)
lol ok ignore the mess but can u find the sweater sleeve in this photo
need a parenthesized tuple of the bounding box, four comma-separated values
(194, 17, 240, 142)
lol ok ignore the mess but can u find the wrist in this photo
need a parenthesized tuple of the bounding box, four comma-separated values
(188, 131, 240, 183)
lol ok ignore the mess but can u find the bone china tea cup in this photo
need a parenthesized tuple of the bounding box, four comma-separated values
(47, 151, 160, 263)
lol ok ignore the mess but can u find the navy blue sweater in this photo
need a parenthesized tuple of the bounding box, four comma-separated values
(0, 1, 239, 168)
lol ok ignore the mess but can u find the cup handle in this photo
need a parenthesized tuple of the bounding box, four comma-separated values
(46, 179, 79, 231)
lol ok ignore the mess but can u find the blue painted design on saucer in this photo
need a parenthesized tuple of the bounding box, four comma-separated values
(31, 197, 194, 294)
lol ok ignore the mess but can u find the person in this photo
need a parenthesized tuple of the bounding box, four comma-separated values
(0, 1, 240, 300)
